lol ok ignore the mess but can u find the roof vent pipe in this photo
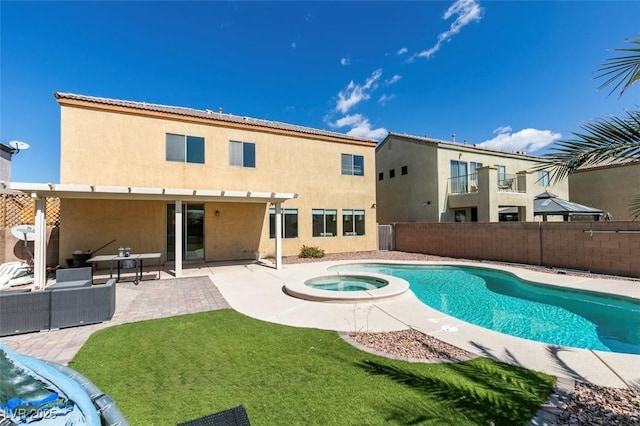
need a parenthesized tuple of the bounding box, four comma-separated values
(452, 134, 456, 143)
(218, 107, 223, 114)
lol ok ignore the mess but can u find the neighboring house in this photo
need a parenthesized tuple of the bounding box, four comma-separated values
(569, 160, 640, 221)
(7, 92, 378, 287)
(376, 133, 569, 223)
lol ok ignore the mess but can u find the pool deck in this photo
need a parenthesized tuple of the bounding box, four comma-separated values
(1, 259, 638, 390)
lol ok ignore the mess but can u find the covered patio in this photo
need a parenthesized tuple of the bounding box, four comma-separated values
(2, 182, 297, 289)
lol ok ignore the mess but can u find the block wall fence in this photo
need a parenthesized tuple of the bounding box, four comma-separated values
(394, 222, 640, 278)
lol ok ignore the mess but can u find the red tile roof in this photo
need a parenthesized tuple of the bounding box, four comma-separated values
(54, 92, 377, 145)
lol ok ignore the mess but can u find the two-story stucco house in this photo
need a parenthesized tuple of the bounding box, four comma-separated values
(569, 160, 640, 221)
(8, 93, 378, 287)
(376, 133, 569, 224)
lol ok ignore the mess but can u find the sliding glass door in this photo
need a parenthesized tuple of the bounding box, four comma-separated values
(166, 204, 204, 261)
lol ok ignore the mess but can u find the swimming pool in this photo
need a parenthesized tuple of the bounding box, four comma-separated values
(330, 263, 640, 354)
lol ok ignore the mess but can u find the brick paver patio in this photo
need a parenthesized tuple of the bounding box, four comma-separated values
(0, 275, 229, 365)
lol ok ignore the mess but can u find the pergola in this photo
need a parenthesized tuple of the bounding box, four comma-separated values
(500, 191, 603, 221)
(3, 182, 297, 289)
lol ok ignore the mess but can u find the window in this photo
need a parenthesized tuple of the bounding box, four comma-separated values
(229, 141, 256, 168)
(269, 208, 298, 239)
(497, 165, 506, 182)
(341, 154, 364, 176)
(166, 133, 205, 164)
(401, 166, 408, 175)
(450, 160, 468, 193)
(389, 169, 395, 178)
(343, 209, 365, 236)
(312, 209, 337, 237)
(537, 170, 550, 187)
(469, 161, 482, 181)
(455, 210, 467, 222)
(378, 172, 384, 181)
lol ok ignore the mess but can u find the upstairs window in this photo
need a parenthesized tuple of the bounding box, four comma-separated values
(469, 162, 483, 181)
(537, 170, 550, 187)
(269, 208, 298, 239)
(341, 154, 364, 176)
(312, 209, 337, 237)
(230, 141, 256, 168)
(343, 209, 365, 236)
(166, 133, 205, 164)
(378, 172, 384, 181)
(401, 166, 408, 175)
(389, 169, 395, 179)
(497, 165, 506, 182)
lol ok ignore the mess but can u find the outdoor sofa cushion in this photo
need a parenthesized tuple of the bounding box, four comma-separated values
(55, 267, 92, 284)
(46, 280, 92, 290)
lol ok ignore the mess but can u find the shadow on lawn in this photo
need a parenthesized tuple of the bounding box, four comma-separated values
(470, 340, 593, 384)
(356, 358, 552, 426)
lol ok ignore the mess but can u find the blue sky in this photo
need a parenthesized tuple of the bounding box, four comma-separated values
(1, 1, 639, 183)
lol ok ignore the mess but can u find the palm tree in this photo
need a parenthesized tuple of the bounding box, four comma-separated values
(545, 37, 640, 218)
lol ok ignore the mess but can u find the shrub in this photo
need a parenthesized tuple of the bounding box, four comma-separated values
(299, 245, 325, 258)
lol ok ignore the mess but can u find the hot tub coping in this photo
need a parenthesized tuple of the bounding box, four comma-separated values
(284, 272, 409, 302)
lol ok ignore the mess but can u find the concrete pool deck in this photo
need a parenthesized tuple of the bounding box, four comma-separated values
(1, 259, 638, 390)
(209, 259, 640, 390)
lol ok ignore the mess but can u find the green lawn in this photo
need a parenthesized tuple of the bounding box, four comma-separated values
(70, 309, 555, 425)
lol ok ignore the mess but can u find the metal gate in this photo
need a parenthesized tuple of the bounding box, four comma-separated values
(377, 224, 393, 251)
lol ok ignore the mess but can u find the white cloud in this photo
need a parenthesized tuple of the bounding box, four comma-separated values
(478, 127, 562, 153)
(412, 0, 483, 60)
(331, 113, 388, 140)
(493, 125, 512, 135)
(335, 69, 383, 114)
(386, 75, 401, 85)
(340, 57, 350, 66)
(378, 94, 396, 106)
(291, 41, 297, 49)
(397, 47, 408, 55)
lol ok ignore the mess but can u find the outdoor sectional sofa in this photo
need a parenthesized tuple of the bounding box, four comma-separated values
(0, 268, 116, 336)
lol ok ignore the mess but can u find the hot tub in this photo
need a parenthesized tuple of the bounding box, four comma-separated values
(305, 275, 389, 292)
(284, 273, 408, 302)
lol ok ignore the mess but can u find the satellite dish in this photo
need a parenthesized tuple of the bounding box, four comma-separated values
(11, 225, 36, 242)
(8, 140, 30, 154)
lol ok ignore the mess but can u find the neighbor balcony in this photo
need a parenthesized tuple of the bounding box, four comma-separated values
(447, 173, 525, 194)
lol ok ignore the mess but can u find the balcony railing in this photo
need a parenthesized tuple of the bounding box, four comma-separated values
(448, 174, 478, 194)
(448, 173, 525, 194)
(497, 174, 521, 192)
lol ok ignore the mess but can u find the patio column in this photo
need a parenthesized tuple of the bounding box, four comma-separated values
(175, 200, 183, 278)
(33, 196, 47, 289)
(477, 166, 499, 222)
(275, 202, 282, 270)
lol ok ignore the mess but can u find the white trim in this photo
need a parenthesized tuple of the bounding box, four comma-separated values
(34, 197, 47, 289)
(5, 182, 297, 203)
(175, 200, 183, 278)
(275, 202, 282, 270)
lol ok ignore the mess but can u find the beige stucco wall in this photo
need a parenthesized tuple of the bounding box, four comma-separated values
(58, 104, 377, 260)
(59, 199, 165, 265)
(376, 135, 569, 223)
(569, 162, 640, 221)
(375, 138, 439, 223)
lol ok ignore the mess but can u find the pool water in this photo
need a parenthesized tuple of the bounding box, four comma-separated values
(305, 275, 388, 292)
(330, 264, 640, 354)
